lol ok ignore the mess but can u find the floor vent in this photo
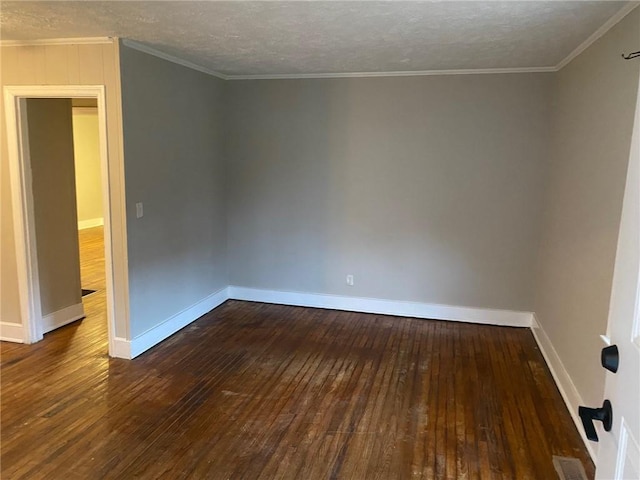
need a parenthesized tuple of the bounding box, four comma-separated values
(552, 455, 589, 480)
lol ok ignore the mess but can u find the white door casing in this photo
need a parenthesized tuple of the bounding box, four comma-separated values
(4, 85, 129, 358)
(595, 80, 640, 479)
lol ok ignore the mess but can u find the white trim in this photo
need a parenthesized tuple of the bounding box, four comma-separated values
(78, 217, 104, 230)
(121, 3, 637, 81)
(120, 39, 229, 80)
(112, 336, 131, 359)
(228, 286, 533, 327)
(530, 315, 597, 461)
(3, 37, 552, 81)
(123, 36, 554, 80)
(129, 287, 230, 358)
(5, 95, 43, 342)
(110, 39, 133, 353)
(2, 3, 634, 80)
(531, 313, 540, 329)
(3, 85, 128, 359)
(225, 66, 556, 81)
(72, 106, 98, 114)
(42, 303, 85, 334)
(0, 37, 113, 47)
(0, 323, 25, 343)
(110, 287, 533, 360)
(555, 3, 639, 71)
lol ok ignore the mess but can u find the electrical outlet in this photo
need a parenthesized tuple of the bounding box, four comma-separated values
(346, 275, 354, 286)
(136, 202, 144, 218)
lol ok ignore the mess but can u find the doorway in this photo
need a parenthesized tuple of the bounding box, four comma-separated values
(72, 100, 108, 342)
(4, 86, 121, 356)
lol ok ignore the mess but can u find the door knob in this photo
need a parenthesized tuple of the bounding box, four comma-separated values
(578, 399, 612, 442)
(601, 345, 619, 373)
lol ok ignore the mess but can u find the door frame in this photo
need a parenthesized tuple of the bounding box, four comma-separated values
(4, 85, 124, 356)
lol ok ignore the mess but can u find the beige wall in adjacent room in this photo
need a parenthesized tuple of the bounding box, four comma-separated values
(72, 108, 104, 225)
(0, 42, 129, 338)
(26, 98, 82, 316)
(225, 73, 552, 312)
(534, 8, 640, 406)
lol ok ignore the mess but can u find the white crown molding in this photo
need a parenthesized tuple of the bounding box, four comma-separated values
(225, 66, 556, 81)
(233, 2, 638, 80)
(121, 39, 229, 80)
(0, 35, 556, 79)
(3, 3, 635, 79)
(555, 2, 640, 71)
(0, 37, 113, 47)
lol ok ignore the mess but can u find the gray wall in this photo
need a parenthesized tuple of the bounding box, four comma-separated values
(225, 74, 552, 311)
(534, 8, 640, 406)
(119, 44, 227, 338)
(27, 98, 82, 316)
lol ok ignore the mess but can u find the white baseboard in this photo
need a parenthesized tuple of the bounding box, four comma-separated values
(109, 285, 596, 465)
(115, 286, 533, 359)
(129, 286, 229, 358)
(227, 286, 533, 327)
(0, 322, 25, 342)
(78, 217, 104, 230)
(42, 302, 85, 334)
(530, 315, 596, 461)
(111, 336, 132, 359)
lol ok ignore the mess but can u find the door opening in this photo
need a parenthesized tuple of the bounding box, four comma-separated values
(71, 100, 108, 340)
(4, 86, 123, 357)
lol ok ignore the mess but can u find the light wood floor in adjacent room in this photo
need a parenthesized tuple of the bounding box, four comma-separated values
(1, 227, 594, 479)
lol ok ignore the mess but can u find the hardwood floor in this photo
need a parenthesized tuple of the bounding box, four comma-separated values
(1, 230, 594, 479)
(78, 225, 106, 293)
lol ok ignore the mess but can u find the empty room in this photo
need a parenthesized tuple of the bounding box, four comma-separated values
(1, 2, 639, 479)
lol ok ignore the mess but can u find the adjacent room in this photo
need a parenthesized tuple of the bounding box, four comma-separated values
(1, 2, 639, 479)
(73, 98, 110, 351)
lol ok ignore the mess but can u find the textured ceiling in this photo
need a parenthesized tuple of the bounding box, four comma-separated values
(0, 1, 633, 76)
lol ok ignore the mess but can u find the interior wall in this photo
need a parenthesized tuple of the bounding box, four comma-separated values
(1, 11, 635, 370)
(72, 108, 103, 225)
(119, 43, 228, 338)
(0, 42, 129, 338)
(225, 74, 552, 312)
(534, 8, 640, 406)
(26, 98, 82, 316)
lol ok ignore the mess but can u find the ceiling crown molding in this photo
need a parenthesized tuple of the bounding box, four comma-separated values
(225, 66, 557, 81)
(555, 2, 639, 70)
(0, 36, 113, 46)
(120, 39, 229, 80)
(2, 2, 637, 80)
